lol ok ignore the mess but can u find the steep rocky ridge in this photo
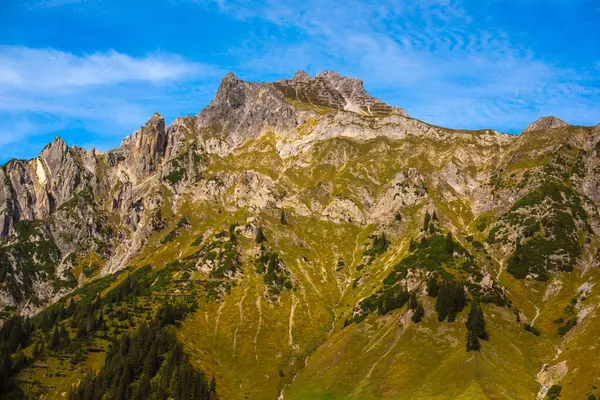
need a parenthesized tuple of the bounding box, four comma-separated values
(1, 71, 600, 400)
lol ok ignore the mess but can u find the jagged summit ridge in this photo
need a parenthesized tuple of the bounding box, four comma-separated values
(197, 71, 297, 146)
(273, 70, 409, 117)
(195, 70, 412, 148)
(522, 115, 569, 133)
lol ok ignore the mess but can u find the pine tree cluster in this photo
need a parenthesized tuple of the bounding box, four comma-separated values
(465, 302, 488, 352)
(434, 280, 466, 322)
(69, 322, 216, 400)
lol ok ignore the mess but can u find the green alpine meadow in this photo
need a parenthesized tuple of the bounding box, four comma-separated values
(1, 70, 600, 400)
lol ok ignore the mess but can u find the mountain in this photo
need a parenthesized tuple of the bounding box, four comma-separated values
(1, 70, 600, 400)
(522, 116, 569, 133)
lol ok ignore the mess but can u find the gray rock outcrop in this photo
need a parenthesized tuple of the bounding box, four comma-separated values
(522, 116, 569, 133)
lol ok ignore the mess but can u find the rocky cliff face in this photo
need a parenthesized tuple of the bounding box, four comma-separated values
(0, 137, 93, 238)
(2, 71, 600, 400)
(120, 112, 169, 179)
(197, 72, 298, 147)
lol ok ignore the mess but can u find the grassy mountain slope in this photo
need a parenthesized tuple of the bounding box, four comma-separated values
(1, 72, 600, 400)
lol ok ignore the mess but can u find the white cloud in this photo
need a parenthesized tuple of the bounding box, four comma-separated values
(0, 46, 211, 90)
(18, 0, 86, 9)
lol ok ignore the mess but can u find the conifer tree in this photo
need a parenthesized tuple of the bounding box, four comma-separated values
(409, 292, 418, 310)
(85, 308, 96, 333)
(423, 210, 431, 231)
(280, 210, 287, 225)
(68, 298, 76, 316)
(169, 366, 181, 398)
(412, 303, 425, 323)
(445, 232, 455, 255)
(466, 302, 487, 352)
(466, 330, 481, 352)
(255, 227, 267, 244)
(60, 325, 69, 342)
(144, 341, 159, 378)
(13, 345, 25, 371)
(209, 377, 217, 400)
(0, 346, 12, 392)
(436, 284, 449, 321)
(31, 340, 40, 358)
(49, 325, 60, 350)
(427, 276, 439, 298)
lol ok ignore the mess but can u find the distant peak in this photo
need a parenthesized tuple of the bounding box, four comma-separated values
(315, 70, 343, 81)
(144, 113, 165, 130)
(41, 136, 68, 154)
(222, 72, 239, 84)
(315, 70, 363, 89)
(210, 71, 247, 111)
(522, 116, 568, 133)
(51, 136, 67, 146)
(292, 70, 311, 83)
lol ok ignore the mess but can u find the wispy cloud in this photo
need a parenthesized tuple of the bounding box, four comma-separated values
(0, 46, 211, 89)
(20, 0, 86, 9)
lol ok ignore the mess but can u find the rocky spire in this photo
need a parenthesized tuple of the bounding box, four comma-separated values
(120, 113, 168, 178)
(39, 137, 70, 177)
(522, 116, 568, 133)
(213, 72, 246, 109)
(292, 70, 311, 83)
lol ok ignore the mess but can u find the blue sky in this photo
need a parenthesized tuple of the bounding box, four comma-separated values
(0, 0, 599, 162)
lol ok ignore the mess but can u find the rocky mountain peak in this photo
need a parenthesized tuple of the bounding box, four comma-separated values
(315, 70, 365, 92)
(50, 136, 68, 148)
(37, 136, 76, 192)
(292, 70, 311, 83)
(40, 136, 69, 161)
(221, 71, 239, 83)
(196, 70, 412, 147)
(118, 112, 168, 178)
(149, 112, 163, 122)
(522, 116, 569, 133)
(273, 70, 408, 117)
(212, 72, 246, 110)
(197, 72, 296, 146)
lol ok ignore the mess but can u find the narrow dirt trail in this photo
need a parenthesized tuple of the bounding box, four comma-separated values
(233, 287, 249, 357)
(535, 345, 564, 400)
(288, 294, 299, 347)
(253, 287, 263, 360)
(363, 317, 397, 353)
(214, 300, 225, 336)
(531, 305, 541, 325)
(296, 259, 321, 297)
(352, 327, 405, 397)
(495, 257, 504, 281)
